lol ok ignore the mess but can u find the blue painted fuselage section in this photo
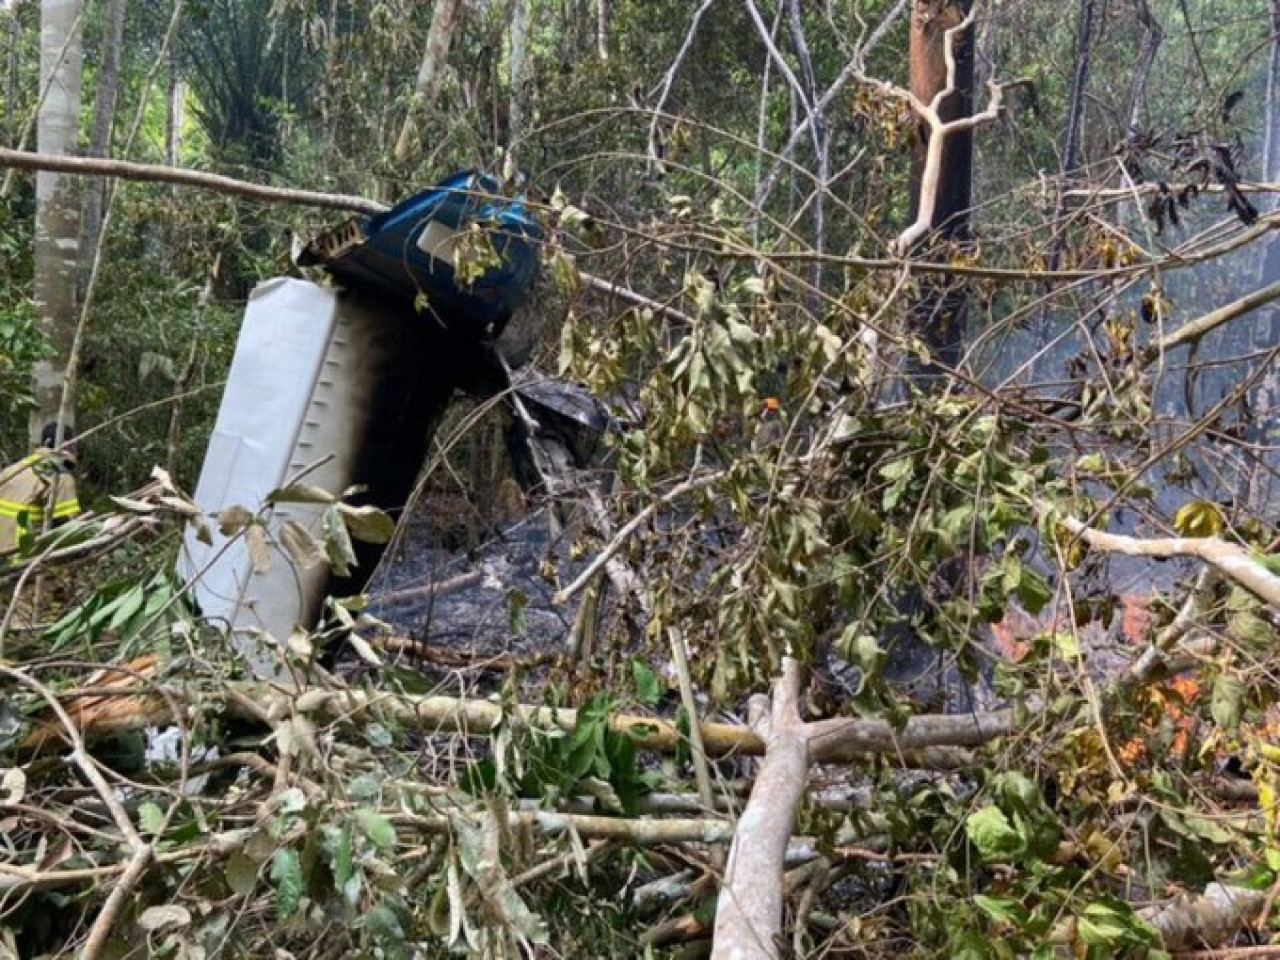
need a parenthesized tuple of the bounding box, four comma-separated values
(321, 171, 542, 333)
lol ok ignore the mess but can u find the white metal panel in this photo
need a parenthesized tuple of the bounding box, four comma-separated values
(178, 278, 380, 676)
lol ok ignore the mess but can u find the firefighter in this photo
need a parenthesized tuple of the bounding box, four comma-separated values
(0, 423, 82, 552)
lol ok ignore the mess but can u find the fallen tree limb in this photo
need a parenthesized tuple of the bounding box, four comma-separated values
(0, 806, 730, 901)
(369, 570, 483, 607)
(245, 681, 1006, 764)
(0, 665, 162, 959)
(21, 671, 994, 765)
(554, 471, 723, 605)
(578, 270, 695, 325)
(1064, 180, 1280, 201)
(1141, 275, 1280, 362)
(1129, 568, 1219, 681)
(1141, 884, 1267, 953)
(1056, 513, 1280, 610)
(1049, 883, 1267, 956)
(0, 147, 385, 214)
(710, 657, 1014, 958)
(0, 515, 152, 583)
(371, 635, 559, 673)
(713, 658, 811, 960)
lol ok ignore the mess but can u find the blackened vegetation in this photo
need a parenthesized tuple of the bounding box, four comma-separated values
(1123, 130, 1259, 232)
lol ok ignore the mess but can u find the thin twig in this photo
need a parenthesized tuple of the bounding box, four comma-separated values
(554, 471, 721, 605)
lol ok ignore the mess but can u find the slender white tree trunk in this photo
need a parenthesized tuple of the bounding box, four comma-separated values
(31, 0, 84, 443)
(507, 0, 528, 170)
(5, 8, 18, 147)
(1247, 0, 1280, 517)
(79, 0, 124, 293)
(165, 41, 182, 167)
(393, 0, 463, 165)
(1263, 0, 1280, 192)
(596, 0, 608, 60)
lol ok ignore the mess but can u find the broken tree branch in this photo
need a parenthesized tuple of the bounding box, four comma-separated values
(0, 664, 160, 959)
(711, 657, 1012, 957)
(712, 658, 811, 960)
(0, 146, 384, 213)
(577, 270, 696, 325)
(24, 673, 998, 765)
(554, 470, 722, 605)
(1140, 275, 1280, 361)
(1055, 512, 1280, 610)
(1142, 884, 1267, 952)
(1128, 567, 1219, 681)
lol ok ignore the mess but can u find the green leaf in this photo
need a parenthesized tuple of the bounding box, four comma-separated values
(225, 850, 260, 896)
(1211, 674, 1245, 734)
(107, 584, 146, 632)
(631, 659, 662, 707)
(138, 802, 164, 836)
(1254, 551, 1280, 576)
(1016, 567, 1052, 616)
(336, 503, 395, 544)
(356, 808, 397, 852)
(363, 901, 406, 943)
(1077, 901, 1155, 948)
(346, 774, 381, 802)
(324, 505, 357, 577)
(364, 722, 393, 749)
(965, 806, 1025, 861)
(267, 484, 336, 505)
(1052, 631, 1079, 659)
(270, 848, 304, 917)
(973, 894, 1024, 925)
(508, 588, 528, 635)
(1174, 500, 1225, 538)
(879, 457, 913, 481)
(331, 824, 361, 905)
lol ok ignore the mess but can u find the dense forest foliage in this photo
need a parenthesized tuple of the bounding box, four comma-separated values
(3, 0, 1280, 957)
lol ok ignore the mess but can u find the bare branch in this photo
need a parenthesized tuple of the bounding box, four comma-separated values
(0, 145, 384, 213)
(1140, 275, 1280, 361)
(646, 0, 716, 174)
(753, 0, 908, 212)
(1055, 513, 1280, 610)
(554, 471, 722, 605)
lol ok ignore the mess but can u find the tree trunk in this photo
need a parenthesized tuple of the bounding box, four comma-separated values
(1059, 0, 1095, 179)
(165, 38, 182, 167)
(1246, 0, 1280, 517)
(1036, 0, 1096, 349)
(5, 8, 18, 147)
(30, 0, 84, 443)
(596, 0, 608, 60)
(711, 662, 810, 960)
(906, 0, 974, 371)
(1126, 0, 1161, 138)
(507, 0, 529, 170)
(78, 0, 124, 295)
(393, 0, 463, 165)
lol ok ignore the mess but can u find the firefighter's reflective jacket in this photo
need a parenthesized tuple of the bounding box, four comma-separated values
(0, 450, 81, 550)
